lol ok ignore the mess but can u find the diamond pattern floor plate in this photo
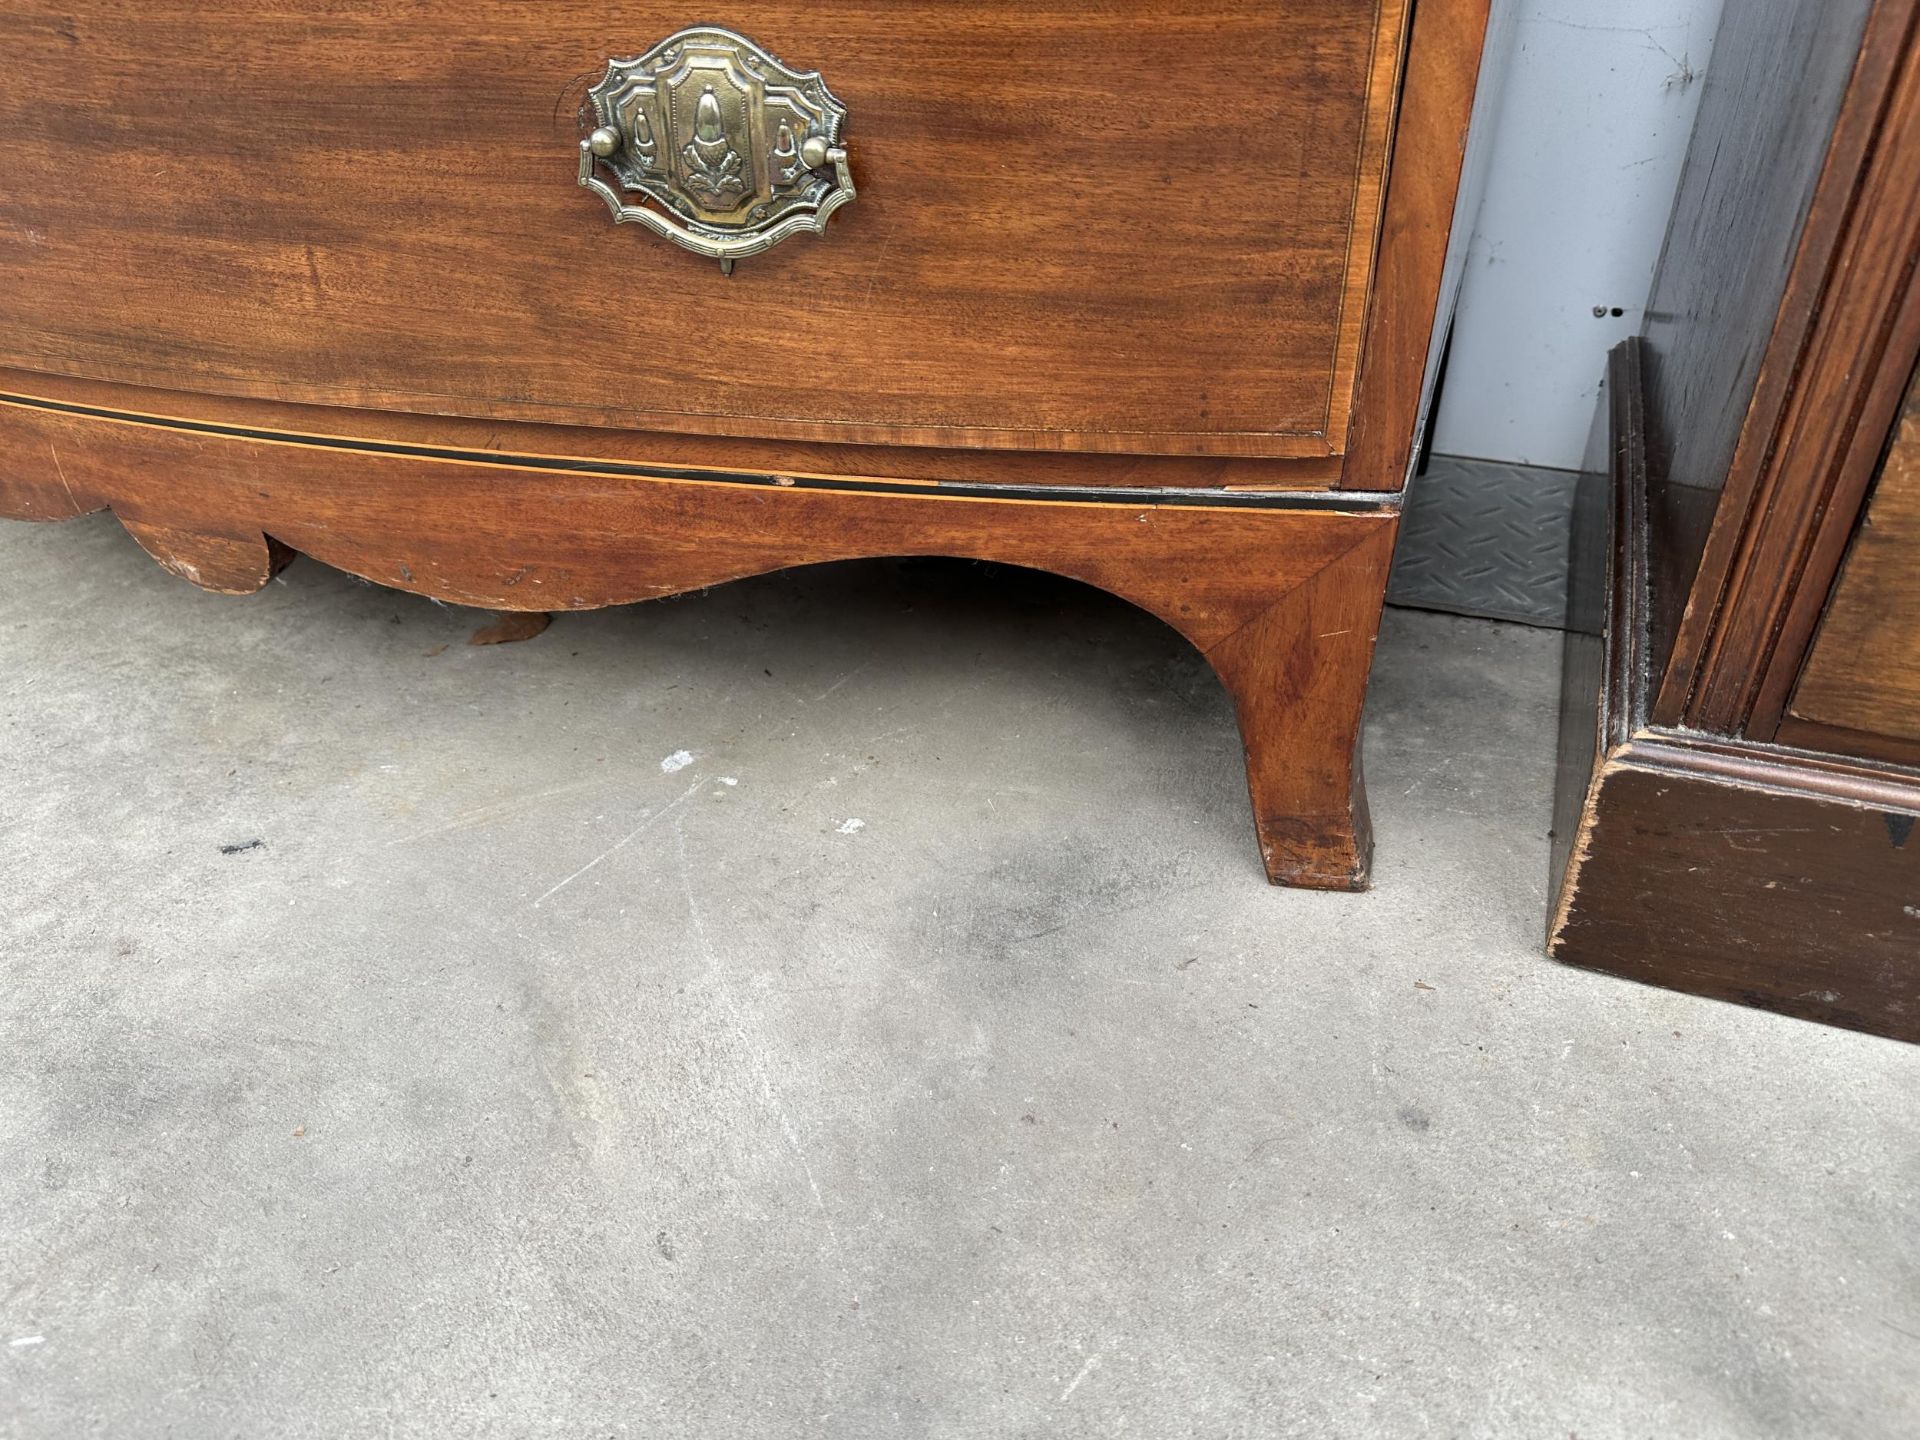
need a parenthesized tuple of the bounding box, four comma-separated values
(1387, 455, 1578, 629)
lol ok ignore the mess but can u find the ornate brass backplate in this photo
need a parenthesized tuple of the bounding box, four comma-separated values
(578, 27, 854, 273)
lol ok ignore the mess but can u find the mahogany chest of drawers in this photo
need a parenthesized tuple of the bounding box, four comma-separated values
(0, 1, 1495, 886)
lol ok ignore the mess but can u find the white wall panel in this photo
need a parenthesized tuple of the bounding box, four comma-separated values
(1432, 0, 1725, 470)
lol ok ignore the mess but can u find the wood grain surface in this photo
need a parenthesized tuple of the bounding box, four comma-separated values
(0, 0, 1411, 459)
(0, 367, 1351, 493)
(0, 389, 1394, 888)
(1788, 363, 1920, 748)
(1637, 0, 1878, 643)
(1552, 738, 1920, 1043)
(1646, 0, 1920, 728)
(1340, 0, 1494, 492)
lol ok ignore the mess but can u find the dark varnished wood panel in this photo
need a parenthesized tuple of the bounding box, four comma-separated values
(0, 391, 1396, 888)
(1551, 0, 1920, 1041)
(1774, 716, 1920, 770)
(1645, 0, 1914, 724)
(1549, 344, 1641, 902)
(1553, 742, 1920, 1043)
(1552, 341, 1920, 1043)
(1695, 0, 1920, 734)
(0, 1, 1411, 459)
(1640, 0, 1876, 510)
(1637, 0, 1875, 695)
(1789, 364, 1920, 748)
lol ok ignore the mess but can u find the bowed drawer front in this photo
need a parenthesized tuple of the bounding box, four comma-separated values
(0, 1, 1409, 458)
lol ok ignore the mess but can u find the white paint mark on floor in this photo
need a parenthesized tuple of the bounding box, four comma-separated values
(719, 776, 739, 787)
(9, 1336, 45, 1348)
(1059, 1354, 1100, 1402)
(660, 749, 696, 773)
(836, 818, 865, 835)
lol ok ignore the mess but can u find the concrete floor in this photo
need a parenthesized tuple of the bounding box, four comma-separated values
(1, 511, 1916, 1439)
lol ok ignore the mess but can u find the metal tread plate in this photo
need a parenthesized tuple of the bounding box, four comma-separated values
(1387, 455, 1577, 628)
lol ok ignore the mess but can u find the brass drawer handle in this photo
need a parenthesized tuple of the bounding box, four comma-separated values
(577, 26, 854, 275)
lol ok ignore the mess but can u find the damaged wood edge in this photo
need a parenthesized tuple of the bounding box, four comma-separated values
(1553, 336, 1919, 950)
(1547, 341, 1920, 1041)
(1551, 726, 1920, 953)
(1545, 334, 1920, 942)
(116, 516, 294, 594)
(1548, 341, 1652, 948)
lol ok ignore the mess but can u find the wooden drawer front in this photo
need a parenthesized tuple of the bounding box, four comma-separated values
(0, 2, 1408, 459)
(1788, 365, 1920, 751)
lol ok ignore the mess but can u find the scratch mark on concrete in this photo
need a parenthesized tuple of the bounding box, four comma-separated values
(814, 664, 869, 702)
(673, 822, 860, 1318)
(779, 1110, 829, 1214)
(385, 778, 611, 846)
(1059, 1355, 1101, 1402)
(528, 777, 703, 907)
